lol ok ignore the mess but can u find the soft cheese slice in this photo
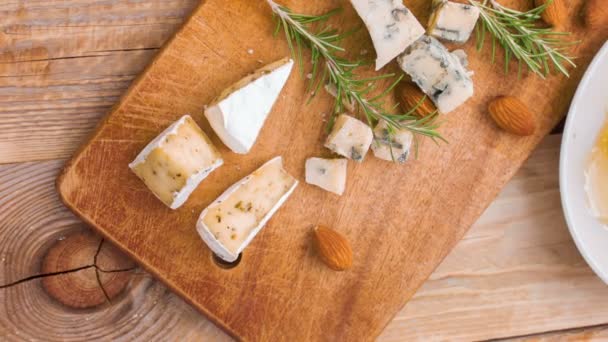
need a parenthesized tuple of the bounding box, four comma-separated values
(197, 157, 298, 262)
(205, 58, 294, 154)
(428, 0, 480, 44)
(350, 0, 425, 70)
(325, 114, 374, 163)
(305, 158, 348, 195)
(371, 120, 414, 164)
(129, 115, 223, 210)
(397, 35, 473, 113)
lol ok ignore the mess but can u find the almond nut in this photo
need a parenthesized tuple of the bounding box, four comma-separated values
(488, 96, 536, 136)
(583, 0, 608, 30)
(396, 82, 438, 118)
(534, 0, 565, 27)
(312, 225, 353, 271)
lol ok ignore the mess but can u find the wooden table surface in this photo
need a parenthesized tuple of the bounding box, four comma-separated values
(1, 1, 607, 341)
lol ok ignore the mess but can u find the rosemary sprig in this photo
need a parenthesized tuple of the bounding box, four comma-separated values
(266, 0, 444, 145)
(470, 0, 576, 78)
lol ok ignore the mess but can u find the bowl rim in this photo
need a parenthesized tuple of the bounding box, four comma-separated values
(559, 41, 608, 285)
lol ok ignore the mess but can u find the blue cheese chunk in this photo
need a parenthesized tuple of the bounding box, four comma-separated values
(371, 121, 413, 164)
(305, 158, 348, 196)
(349, 0, 425, 70)
(197, 157, 298, 262)
(397, 35, 474, 113)
(129, 115, 223, 210)
(428, 0, 480, 44)
(325, 114, 374, 163)
(205, 58, 294, 154)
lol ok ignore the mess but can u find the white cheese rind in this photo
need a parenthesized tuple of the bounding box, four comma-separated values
(325, 114, 374, 163)
(129, 115, 223, 210)
(305, 158, 348, 195)
(397, 35, 474, 113)
(205, 58, 294, 154)
(349, 0, 425, 70)
(371, 121, 413, 163)
(428, 0, 480, 44)
(196, 156, 298, 262)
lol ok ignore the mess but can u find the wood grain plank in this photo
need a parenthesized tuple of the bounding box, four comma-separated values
(380, 135, 608, 341)
(2, 135, 607, 340)
(55, 0, 606, 339)
(0, 0, 198, 163)
(0, 159, 231, 341)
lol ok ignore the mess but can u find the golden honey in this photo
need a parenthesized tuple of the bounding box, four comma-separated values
(586, 119, 608, 226)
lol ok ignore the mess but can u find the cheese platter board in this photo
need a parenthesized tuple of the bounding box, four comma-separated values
(57, 0, 606, 340)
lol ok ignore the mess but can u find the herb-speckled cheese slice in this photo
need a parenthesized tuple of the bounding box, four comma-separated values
(349, 0, 425, 70)
(305, 158, 348, 195)
(129, 115, 223, 210)
(428, 0, 480, 44)
(325, 114, 374, 163)
(205, 58, 294, 154)
(371, 120, 413, 164)
(397, 35, 473, 113)
(197, 157, 298, 262)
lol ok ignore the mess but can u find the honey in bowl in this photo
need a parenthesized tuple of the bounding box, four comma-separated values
(585, 118, 608, 226)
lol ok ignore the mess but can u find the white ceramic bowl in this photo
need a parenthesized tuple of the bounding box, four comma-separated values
(560, 41, 608, 284)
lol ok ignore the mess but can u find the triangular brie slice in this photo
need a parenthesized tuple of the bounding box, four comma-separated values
(196, 156, 298, 262)
(205, 58, 294, 154)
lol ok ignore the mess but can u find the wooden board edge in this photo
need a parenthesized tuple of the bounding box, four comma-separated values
(370, 151, 538, 340)
(54, 1, 243, 339)
(54, 184, 242, 340)
(55, 0, 210, 193)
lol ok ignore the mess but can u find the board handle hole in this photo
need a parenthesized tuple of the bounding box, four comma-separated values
(212, 253, 242, 269)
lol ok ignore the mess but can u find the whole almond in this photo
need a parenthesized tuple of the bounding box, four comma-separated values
(534, 0, 565, 27)
(583, 0, 608, 30)
(396, 82, 438, 118)
(488, 96, 536, 136)
(312, 226, 353, 271)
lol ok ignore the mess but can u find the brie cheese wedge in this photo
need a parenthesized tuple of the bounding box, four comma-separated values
(371, 120, 413, 163)
(205, 58, 294, 154)
(349, 0, 425, 70)
(129, 115, 223, 210)
(197, 157, 298, 262)
(325, 114, 374, 163)
(305, 158, 348, 195)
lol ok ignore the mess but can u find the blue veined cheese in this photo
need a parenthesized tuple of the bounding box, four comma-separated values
(371, 120, 413, 164)
(349, 0, 425, 71)
(325, 114, 374, 163)
(428, 0, 480, 44)
(129, 115, 223, 210)
(397, 35, 474, 114)
(305, 158, 348, 195)
(205, 58, 294, 154)
(197, 157, 298, 262)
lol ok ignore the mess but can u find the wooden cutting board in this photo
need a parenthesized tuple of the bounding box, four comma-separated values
(57, 0, 605, 340)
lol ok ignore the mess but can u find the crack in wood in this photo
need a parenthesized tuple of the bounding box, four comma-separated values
(0, 265, 94, 289)
(93, 238, 111, 303)
(0, 238, 137, 292)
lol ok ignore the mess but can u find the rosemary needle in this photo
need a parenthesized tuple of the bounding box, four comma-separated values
(470, 0, 576, 78)
(266, 0, 445, 148)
